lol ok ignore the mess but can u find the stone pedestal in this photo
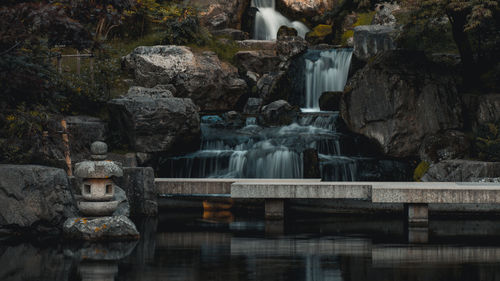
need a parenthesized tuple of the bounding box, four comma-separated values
(63, 215, 140, 241)
(408, 227, 429, 244)
(405, 203, 429, 227)
(265, 199, 285, 220)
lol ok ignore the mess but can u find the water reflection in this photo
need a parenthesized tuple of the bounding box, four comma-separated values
(3, 217, 500, 280)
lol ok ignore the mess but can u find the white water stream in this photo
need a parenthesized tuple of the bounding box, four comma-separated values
(252, 0, 309, 40)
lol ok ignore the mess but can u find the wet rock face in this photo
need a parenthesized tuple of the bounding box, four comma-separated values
(234, 50, 281, 75)
(277, 0, 335, 19)
(0, 165, 77, 235)
(419, 131, 471, 164)
(341, 50, 463, 158)
(115, 167, 157, 217)
(353, 25, 398, 61)
(259, 100, 299, 126)
(421, 160, 500, 182)
(108, 86, 201, 155)
(276, 35, 308, 61)
(122, 46, 247, 111)
(194, 0, 251, 30)
(63, 215, 140, 241)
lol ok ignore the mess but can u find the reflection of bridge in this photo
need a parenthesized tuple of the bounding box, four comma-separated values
(158, 231, 500, 265)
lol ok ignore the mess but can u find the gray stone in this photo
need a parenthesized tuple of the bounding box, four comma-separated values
(372, 2, 400, 26)
(211, 28, 249, 40)
(236, 40, 277, 50)
(243, 98, 263, 114)
(419, 131, 471, 163)
(196, 0, 249, 30)
(0, 165, 77, 235)
(74, 160, 123, 179)
(122, 45, 247, 111)
(421, 160, 500, 182)
(113, 187, 130, 217)
(353, 25, 398, 61)
(341, 50, 463, 157)
(63, 215, 140, 241)
(115, 167, 157, 217)
(77, 200, 119, 216)
(234, 50, 281, 75)
(259, 100, 299, 126)
(90, 141, 108, 157)
(108, 86, 201, 154)
(276, 35, 308, 61)
(477, 94, 500, 124)
(256, 72, 285, 102)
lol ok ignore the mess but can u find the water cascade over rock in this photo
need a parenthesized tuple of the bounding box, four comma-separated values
(252, 0, 309, 40)
(304, 49, 353, 111)
(160, 113, 411, 181)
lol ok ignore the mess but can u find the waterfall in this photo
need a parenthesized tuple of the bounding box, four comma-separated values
(303, 49, 353, 111)
(252, 0, 309, 40)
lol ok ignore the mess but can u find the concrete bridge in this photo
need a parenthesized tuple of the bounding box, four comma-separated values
(155, 179, 500, 227)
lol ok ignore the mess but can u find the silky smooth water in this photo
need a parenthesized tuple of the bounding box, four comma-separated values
(7, 215, 500, 281)
(252, 0, 309, 40)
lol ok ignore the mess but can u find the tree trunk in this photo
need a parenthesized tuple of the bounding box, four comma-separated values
(448, 12, 477, 89)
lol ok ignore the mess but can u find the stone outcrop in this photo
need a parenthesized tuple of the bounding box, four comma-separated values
(122, 46, 247, 111)
(276, 35, 308, 61)
(475, 94, 500, 125)
(259, 100, 299, 126)
(0, 165, 77, 235)
(419, 131, 471, 164)
(115, 167, 157, 217)
(108, 86, 201, 154)
(372, 2, 400, 26)
(353, 25, 398, 61)
(63, 215, 140, 241)
(195, 0, 250, 30)
(341, 50, 463, 158)
(421, 160, 500, 182)
(256, 72, 286, 102)
(277, 0, 335, 19)
(234, 50, 281, 75)
(243, 98, 264, 114)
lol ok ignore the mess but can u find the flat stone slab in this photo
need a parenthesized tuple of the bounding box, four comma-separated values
(231, 182, 371, 199)
(372, 182, 500, 204)
(63, 216, 140, 241)
(156, 178, 322, 195)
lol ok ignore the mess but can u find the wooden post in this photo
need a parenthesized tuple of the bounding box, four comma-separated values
(57, 55, 62, 74)
(76, 50, 81, 76)
(61, 119, 72, 176)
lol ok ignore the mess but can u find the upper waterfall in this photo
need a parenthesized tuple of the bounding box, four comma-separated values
(303, 49, 353, 111)
(252, 0, 309, 40)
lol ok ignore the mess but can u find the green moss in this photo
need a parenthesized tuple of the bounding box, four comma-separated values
(341, 11, 375, 45)
(308, 24, 333, 38)
(413, 161, 430, 182)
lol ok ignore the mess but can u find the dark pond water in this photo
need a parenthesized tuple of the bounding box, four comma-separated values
(2, 213, 500, 281)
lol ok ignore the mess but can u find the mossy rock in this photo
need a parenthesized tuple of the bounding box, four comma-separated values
(306, 24, 334, 45)
(319, 92, 343, 111)
(277, 26, 298, 39)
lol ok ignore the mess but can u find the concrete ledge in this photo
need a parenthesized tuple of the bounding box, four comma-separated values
(372, 182, 500, 204)
(231, 182, 371, 199)
(155, 178, 321, 195)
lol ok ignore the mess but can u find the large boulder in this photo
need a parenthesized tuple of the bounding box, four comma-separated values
(476, 94, 500, 125)
(372, 2, 400, 26)
(195, 0, 251, 30)
(276, 35, 308, 61)
(277, 0, 335, 19)
(122, 46, 247, 111)
(256, 72, 286, 102)
(259, 100, 299, 126)
(353, 25, 398, 61)
(108, 86, 201, 155)
(341, 50, 463, 158)
(0, 165, 77, 235)
(421, 160, 500, 182)
(234, 50, 281, 75)
(419, 130, 471, 164)
(115, 167, 157, 217)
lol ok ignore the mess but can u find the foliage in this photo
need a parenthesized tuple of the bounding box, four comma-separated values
(341, 11, 375, 45)
(413, 161, 430, 182)
(475, 122, 500, 161)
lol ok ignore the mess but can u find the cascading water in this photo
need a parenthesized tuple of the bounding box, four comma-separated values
(303, 49, 353, 111)
(160, 112, 411, 181)
(252, 0, 309, 40)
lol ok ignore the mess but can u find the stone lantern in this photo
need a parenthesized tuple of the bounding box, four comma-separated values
(74, 141, 123, 216)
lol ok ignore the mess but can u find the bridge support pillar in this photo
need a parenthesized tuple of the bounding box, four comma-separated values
(405, 203, 428, 227)
(265, 199, 285, 220)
